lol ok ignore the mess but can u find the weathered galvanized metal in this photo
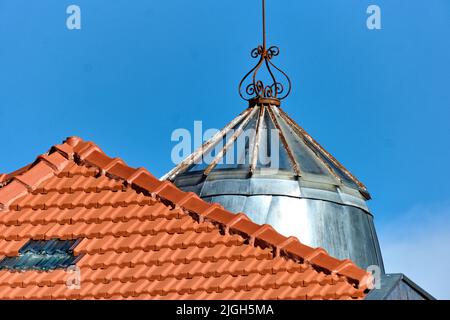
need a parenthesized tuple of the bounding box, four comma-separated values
(163, 104, 384, 271)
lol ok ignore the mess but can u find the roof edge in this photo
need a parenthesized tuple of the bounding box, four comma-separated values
(365, 273, 435, 300)
(0, 136, 374, 292)
(0, 153, 69, 211)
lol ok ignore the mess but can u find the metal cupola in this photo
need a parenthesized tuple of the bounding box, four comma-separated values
(163, 0, 384, 271)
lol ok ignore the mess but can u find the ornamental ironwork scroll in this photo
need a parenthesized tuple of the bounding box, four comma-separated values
(238, 0, 291, 103)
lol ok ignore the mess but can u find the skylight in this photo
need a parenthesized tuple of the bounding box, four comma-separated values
(0, 239, 80, 271)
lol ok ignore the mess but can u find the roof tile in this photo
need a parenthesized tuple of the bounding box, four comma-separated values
(254, 226, 287, 247)
(130, 172, 162, 193)
(76, 142, 103, 160)
(228, 217, 261, 236)
(36, 152, 69, 173)
(203, 206, 235, 225)
(0, 181, 29, 212)
(153, 181, 186, 204)
(178, 193, 211, 214)
(14, 162, 55, 191)
(84, 150, 114, 170)
(107, 163, 136, 181)
(52, 143, 75, 160)
(279, 238, 315, 262)
(0, 239, 28, 257)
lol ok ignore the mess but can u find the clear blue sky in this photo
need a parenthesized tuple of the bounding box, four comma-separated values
(1, 1, 449, 298)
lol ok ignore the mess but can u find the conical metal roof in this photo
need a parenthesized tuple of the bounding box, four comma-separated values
(163, 104, 383, 270)
(164, 104, 369, 201)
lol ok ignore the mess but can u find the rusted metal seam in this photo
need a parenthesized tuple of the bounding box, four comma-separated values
(203, 107, 259, 177)
(275, 107, 342, 185)
(280, 108, 363, 188)
(266, 106, 302, 177)
(162, 107, 253, 181)
(272, 108, 303, 179)
(250, 105, 265, 175)
(278, 108, 367, 191)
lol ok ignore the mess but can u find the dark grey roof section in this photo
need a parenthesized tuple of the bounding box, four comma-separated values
(365, 273, 435, 300)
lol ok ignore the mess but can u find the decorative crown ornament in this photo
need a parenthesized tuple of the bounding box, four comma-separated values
(238, 0, 291, 106)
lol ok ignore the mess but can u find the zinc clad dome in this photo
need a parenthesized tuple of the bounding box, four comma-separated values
(164, 103, 384, 271)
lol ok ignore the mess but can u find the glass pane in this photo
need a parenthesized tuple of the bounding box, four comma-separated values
(213, 109, 258, 171)
(274, 111, 329, 175)
(257, 109, 292, 172)
(186, 116, 246, 173)
(303, 138, 360, 189)
(0, 239, 78, 271)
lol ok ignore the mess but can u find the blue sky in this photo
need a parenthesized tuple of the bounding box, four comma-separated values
(0, 1, 449, 298)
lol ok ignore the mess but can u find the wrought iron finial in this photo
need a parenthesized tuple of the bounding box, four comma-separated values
(239, 0, 291, 106)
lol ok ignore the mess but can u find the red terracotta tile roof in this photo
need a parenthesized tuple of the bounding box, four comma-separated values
(0, 137, 373, 300)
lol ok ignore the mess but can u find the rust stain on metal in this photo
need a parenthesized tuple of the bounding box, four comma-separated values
(266, 106, 302, 177)
(203, 107, 259, 177)
(275, 107, 342, 185)
(250, 105, 265, 175)
(162, 108, 252, 181)
(278, 107, 369, 193)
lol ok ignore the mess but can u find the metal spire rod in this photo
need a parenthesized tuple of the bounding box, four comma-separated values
(238, 0, 291, 106)
(262, 0, 266, 50)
